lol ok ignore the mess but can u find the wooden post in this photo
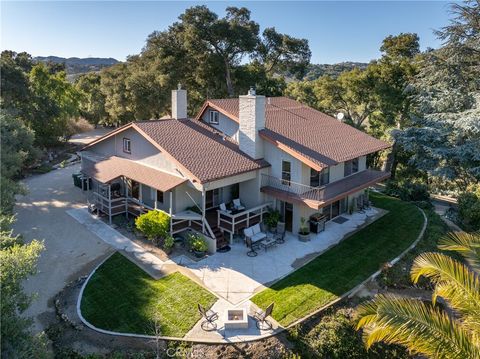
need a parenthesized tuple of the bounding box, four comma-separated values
(201, 188, 206, 234)
(125, 178, 129, 219)
(169, 191, 173, 235)
(108, 184, 112, 224)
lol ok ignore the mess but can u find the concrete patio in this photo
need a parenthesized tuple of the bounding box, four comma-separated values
(174, 207, 384, 305)
(69, 202, 384, 342)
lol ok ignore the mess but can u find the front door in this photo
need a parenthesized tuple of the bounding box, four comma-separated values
(282, 202, 293, 232)
(331, 200, 340, 219)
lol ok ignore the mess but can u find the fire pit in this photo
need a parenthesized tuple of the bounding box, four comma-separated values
(224, 308, 248, 329)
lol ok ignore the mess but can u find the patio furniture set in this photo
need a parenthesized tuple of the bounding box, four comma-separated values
(219, 198, 245, 215)
(243, 222, 286, 257)
(198, 303, 275, 331)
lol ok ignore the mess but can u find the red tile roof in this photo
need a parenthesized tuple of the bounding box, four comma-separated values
(81, 156, 187, 192)
(204, 97, 391, 168)
(134, 119, 269, 183)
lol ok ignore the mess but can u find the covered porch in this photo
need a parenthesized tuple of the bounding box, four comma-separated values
(80, 153, 186, 224)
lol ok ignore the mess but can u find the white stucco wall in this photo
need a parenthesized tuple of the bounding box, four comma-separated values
(201, 109, 239, 141)
(88, 127, 184, 178)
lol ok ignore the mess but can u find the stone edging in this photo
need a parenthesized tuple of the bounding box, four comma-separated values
(76, 207, 428, 344)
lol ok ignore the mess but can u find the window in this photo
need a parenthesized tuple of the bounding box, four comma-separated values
(352, 158, 359, 173)
(123, 138, 131, 153)
(156, 190, 164, 204)
(311, 167, 330, 187)
(344, 158, 359, 177)
(310, 168, 320, 187)
(281, 160, 291, 185)
(320, 167, 330, 185)
(209, 111, 219, 124)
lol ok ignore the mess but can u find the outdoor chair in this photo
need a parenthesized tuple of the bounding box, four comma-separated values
(219, 203, 232, 214)
(233, 198, 246, 211)
(198, 303, 219, 331)
(245, 236, 262, 257)
(275, 222, 286, 244)
(254, 302, 274, 330)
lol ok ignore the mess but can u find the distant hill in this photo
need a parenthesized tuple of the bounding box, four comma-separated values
(34, 56, 120, 80)
(303, 62, 368, 81)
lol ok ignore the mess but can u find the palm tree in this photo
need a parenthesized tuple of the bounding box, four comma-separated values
(356, 231, 480, 359)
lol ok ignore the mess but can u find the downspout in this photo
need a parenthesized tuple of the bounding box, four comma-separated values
(201, 188, 206, 234)
(169, 190, 173, 235)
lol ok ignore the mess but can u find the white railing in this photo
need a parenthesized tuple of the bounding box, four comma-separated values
(261, 174, 325, 202)
(217, 202, 272, 242)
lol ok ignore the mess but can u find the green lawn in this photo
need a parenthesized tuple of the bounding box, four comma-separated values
(251, 192, 425, 326)
(80, 253, 217, 337)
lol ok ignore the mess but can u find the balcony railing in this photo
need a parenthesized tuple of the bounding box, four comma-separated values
(261, 174, 325, 202)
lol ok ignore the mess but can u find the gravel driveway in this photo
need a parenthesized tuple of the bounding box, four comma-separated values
(15, 164, 112, 332)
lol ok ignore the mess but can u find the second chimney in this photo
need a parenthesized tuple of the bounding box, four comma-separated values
(172, 85, 187, 119)
(239, 87, 265, 159)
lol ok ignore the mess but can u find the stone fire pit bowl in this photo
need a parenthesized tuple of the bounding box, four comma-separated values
(224, 308, 248, 329)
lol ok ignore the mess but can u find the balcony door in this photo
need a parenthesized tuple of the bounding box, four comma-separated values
(206, 188, 222, 209)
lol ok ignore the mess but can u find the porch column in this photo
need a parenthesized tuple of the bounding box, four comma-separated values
(201, 188, 206, 234)
(108, 184, 112, 224)
(169, 191, 173, 235)
(124, 177, 128, 219)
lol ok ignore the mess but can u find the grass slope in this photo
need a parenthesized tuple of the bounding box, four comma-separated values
(251, 192, 425, 326)
(81, 253, 216, 337)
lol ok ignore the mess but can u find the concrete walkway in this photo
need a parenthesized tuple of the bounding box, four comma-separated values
(67, 208, 169, 278)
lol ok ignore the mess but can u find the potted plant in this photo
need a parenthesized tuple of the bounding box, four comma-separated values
(163, 235, 174, 255)
(264, 209, 281, 233)
(188, 233, 208, 258)
(298, 217, 311, 242)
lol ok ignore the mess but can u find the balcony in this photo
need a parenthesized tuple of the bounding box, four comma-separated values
(260, 169, 390, 209)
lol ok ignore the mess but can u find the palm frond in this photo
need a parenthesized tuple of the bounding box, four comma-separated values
(356, 294, 480, 359)
(411, 252, 480, 322)
(438, 231, 480, 273)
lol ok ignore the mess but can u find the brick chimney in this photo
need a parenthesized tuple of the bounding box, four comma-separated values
(239, 87, 265, 159)
(172, 84, 187, 119)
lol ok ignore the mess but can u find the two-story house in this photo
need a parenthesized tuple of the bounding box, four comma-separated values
(79, 87, 390, 249)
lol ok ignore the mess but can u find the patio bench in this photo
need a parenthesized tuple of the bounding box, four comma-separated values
(243, 223, 266, 245)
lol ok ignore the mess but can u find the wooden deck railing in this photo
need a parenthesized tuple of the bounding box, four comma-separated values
(218, 202, 272, 242)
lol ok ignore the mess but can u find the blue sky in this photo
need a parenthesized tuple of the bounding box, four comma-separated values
(1, 1, 452, 64)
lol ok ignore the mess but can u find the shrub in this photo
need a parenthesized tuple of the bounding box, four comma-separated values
(264, 209, 281, 228)
(64, 117, 94, 139)
(187, 233, 208, 252)
(163, 235, 174, 250)
(288, 307, 409, 359)
(457, 191, 480, 231)
(385, 180, 430, 202)
(135, 210, 170, 242)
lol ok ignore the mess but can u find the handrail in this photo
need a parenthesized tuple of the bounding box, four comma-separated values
(261, 174, 325, 202)
(185, 191, 202, 213)
(203, 220, 216, 239)
(217, 202, 272, 219)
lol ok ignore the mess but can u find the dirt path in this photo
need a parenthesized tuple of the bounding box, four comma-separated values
(15, 164, 112, 332)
